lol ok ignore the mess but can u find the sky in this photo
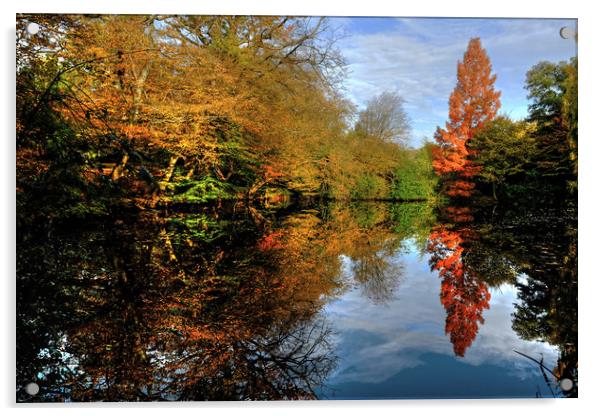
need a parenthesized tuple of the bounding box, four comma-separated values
(334, 17, 577, 147)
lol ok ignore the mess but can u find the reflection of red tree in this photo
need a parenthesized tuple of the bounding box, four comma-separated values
(443, 206, 474, 224)
(257, 231, 284, 251)
(428, 226, 491, 357)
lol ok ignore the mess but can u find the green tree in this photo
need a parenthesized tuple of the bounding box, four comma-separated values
(525, 59, 577, 184)
(391, 143, 438, 200)
(471, 116, 538, 199)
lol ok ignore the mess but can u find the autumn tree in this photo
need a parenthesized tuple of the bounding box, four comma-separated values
(16, 15, 125, 223)
(432, 38, 501, 197)
(17, 14, 362, 213)
(16, 13, 423, 221)
(154, 16, 350, 196)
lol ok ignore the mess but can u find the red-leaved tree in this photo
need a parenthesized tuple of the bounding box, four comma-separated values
(432, 38, 501, 197)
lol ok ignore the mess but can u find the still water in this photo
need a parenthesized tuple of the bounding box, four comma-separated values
(16, 201, 577, 401)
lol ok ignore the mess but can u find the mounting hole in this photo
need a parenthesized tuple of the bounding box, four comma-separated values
(559, 378, 574, 391)
(559, 26, 575, 40)
(26, 22, 40, 35)
(24, 382, 40, 396)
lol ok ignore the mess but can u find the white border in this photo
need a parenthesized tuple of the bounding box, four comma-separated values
(3, 1, 600, 416)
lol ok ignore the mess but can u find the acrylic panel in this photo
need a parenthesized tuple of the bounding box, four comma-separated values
(16, 14, 578, 401)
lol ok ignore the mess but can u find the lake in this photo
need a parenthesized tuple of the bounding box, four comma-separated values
(16, 200, 577, 401)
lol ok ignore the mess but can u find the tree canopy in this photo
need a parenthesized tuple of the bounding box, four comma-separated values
(432, 38, 501, 197)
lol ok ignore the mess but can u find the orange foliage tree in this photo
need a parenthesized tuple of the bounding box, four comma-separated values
(432, 38, 501, 197)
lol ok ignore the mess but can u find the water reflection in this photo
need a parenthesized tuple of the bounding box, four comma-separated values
(424, 199, 577, 396)
(428, 224, 491, 357)
(16, 200, 576, 401)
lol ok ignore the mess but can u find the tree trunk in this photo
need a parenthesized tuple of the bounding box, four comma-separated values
(112, 52, 152, 182)
(111, 153, 129, 181)
(248, 179, 268, 199)
(131, 61, 151, 122)
(159, 228, 178, 263)
(185, 165, 195, 179)
(165, 155, 182, 182)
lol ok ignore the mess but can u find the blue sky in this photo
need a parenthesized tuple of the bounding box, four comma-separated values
(333, 17, 577, 147)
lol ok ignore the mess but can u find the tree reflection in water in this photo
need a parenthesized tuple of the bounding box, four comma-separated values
(426, 198, 577, 396)
(17, 202, 421, 401)
(427, 206, 491, 357)
(16, 199, 576, 400)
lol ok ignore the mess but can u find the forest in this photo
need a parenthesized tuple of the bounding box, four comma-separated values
(17, 15, 439, 227)
(16, 15, 576, 223)
(16, 15, 577, 401)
